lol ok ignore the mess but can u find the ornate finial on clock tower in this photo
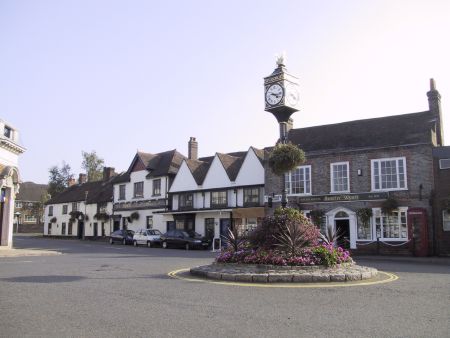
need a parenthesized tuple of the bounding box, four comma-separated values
(275, 51, 286, 67)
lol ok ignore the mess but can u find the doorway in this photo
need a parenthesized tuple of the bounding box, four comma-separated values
(77, 221, 84, 239)
(220, 218, 231, 248)
(335, 219, 350, 249)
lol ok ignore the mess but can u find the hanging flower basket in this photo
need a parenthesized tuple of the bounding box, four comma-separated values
(356, 208, 373, 225)
(130, 211, 139, 221)
(381, 197, 398, 215)
(50, 217, 57, 223)
(268, 143, 306, 175)
(94, 212, 110, 221)
(69, 211, 85, 221)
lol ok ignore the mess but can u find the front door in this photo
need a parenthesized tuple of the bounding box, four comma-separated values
(77, 221, 84, 239)
(220, 218, 231, 248)
(93, 222, 98, 237)
(335, 219, 350, 249)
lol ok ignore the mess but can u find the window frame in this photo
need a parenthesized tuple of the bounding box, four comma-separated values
(372, 207, 408, 241)
(146, 216, 153, 229)
(62, 205, 68, 215)
(152, 179, 161, 196)
(371, 157, 407, 192)
(442, 210, 450, 231)
(72, 202, 78, 212)
(243, 187, 260, 207)
(285, 165, 312, 196)
(179, 193, 194, 210)
(211, 190, 228, 208)
(330, 161, 350, 193)
(48, 206, 53, 216)
(119, 184, 126, 200)
(133, 181, 144, 198)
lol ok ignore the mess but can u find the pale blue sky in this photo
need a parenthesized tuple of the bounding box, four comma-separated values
(1, 0, 449, 183)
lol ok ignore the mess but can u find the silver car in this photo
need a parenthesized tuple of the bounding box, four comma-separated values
(132, 229, 162, 247)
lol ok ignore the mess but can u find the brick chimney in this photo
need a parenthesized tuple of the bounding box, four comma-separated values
(79, 173, 87, 184)
(68, 178, 76, 187)
(103, 167, 116, 181)
(188, 137, 198, 160)
(427, 78, 443, 146)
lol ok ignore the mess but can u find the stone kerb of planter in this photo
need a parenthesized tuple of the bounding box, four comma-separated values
(190, 262, 377, 283)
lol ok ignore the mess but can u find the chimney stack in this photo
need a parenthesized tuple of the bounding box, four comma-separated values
(427, 78, 443, 146)
(79, 173, 87, 184)
(188, 137, 198, 160)
(68, 178, 76, 187)
(103, 167, 116, 181)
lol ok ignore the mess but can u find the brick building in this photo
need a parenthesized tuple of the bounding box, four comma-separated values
(265, 79, 444, 256)
(14, 182, 48, 233)
(431, 147, 450, 256)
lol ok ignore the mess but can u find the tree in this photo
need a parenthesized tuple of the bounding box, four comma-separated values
(48, 162, 73, 198)
(81, 150, 104, 182)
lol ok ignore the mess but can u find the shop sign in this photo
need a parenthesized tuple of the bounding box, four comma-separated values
(296, 192, 388, 203)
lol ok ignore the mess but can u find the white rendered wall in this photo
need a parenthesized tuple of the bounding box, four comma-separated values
(169, 161, 198, 192)
(202, 156, 232, 189)
(234, 148, 264, 186)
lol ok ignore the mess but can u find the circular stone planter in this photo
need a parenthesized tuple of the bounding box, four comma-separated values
(190, 262, 377, 283)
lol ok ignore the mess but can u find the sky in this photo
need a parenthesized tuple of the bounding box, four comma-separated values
(1, 0, 450, 184)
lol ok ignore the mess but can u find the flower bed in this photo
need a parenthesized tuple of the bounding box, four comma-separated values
(216, 244, 352, 268)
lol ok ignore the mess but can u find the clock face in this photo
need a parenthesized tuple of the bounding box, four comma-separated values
(265, 83, 284, 105)
(286, 84, 299, 106)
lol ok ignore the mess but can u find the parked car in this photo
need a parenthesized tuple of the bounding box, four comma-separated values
(109, 229, 135, 245)
(160, 229, 211, 250)
(132, 229, 162, 247)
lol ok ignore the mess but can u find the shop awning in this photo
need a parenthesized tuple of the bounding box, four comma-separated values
(232, 207, 265, 218)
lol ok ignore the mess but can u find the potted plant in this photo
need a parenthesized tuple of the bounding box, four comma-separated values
(268, 143, 306, 175)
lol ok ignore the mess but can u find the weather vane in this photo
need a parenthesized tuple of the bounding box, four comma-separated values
(275, 51, 286, 66)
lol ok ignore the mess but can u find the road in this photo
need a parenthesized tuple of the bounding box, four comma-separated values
(0, 235, 449, 338)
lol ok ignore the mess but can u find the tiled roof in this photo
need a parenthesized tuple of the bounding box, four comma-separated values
(217, 152, 246, 181)
(46, 177, 115, 205)
(112, 150, 186, 183)
(146, 149, 186, 177)
(288, 111, 435, 154)
(185, 157, 214, 185)
(16, 182, 48, 202)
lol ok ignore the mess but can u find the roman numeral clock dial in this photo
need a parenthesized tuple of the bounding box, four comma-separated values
(265, 83, 284, 105)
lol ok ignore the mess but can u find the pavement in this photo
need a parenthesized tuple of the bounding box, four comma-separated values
(353, 254, 450, 266)
(0, 246, 61, 257)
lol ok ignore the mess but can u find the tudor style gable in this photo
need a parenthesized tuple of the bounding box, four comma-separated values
(169, 160, 198, 192)
(201, 154, 232, 189)
(234, 148, 265, 186)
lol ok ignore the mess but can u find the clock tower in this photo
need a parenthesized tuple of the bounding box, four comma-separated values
(264, 54, 300, 139)
(264, 54, 300, 207)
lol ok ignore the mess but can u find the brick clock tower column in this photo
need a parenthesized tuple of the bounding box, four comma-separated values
(264, 54, 300, 208)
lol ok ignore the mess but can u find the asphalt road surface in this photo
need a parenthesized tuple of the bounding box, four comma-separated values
(0, 235, 449, 338)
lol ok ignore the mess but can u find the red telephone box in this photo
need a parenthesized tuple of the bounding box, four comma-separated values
(407, 208, 429, 257)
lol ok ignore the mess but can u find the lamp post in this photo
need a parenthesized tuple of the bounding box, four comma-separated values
(264, 54, 300, 208)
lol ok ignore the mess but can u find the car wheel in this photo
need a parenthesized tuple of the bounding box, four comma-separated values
(162, 241, 168, 249)
(109, 238, 113, 245)
(147, 241, 151, 248)
(133, 240, 138, 247)
(122, 238, 126, 245)
(185, 243, 190, 250)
